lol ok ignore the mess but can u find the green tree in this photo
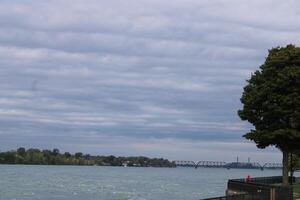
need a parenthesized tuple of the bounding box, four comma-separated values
(289, 153, 300, 184)
(0, 151, 16, 164)
(293, 153, 300, 171)
(42, 149, 52, 164)
(52, 148, 60, 156)
(17, 147, 26, 157)
(25, 148, 44, 164)
(64, 152, 71, 158)
(238, 44, 300, 185)
(75, 152, 83, 159)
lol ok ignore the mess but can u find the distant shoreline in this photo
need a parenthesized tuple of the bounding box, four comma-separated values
(0, 163, 176, 168)
(0, 147, 176, 168)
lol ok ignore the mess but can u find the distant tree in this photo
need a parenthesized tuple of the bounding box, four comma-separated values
(75, 152, 83, 159)
(64, 152, 71, 158)
(42, 149, 52, 164)
(17, 147, 26, 157)
(0, 151, 16, 164)
(52, 148, 60, 156)
(238, 44, 300, 185)
(25, 149, 44, 164)
(42, 149, 52, 156)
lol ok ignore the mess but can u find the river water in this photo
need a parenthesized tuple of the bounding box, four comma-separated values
(0, 165, 285, 200)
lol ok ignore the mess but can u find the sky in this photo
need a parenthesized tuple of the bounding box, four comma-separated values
(0, 0, 299, 163)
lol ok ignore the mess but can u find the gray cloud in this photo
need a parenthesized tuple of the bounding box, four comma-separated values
(0, 0, 299, 161)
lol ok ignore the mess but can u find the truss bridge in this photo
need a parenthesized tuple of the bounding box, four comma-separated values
(174, 160, 282, 170)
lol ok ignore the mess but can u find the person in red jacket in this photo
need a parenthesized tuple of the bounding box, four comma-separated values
(246, 175, 251, 183)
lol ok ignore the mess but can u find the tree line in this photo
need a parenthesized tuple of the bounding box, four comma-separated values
(0, 147, 176, 168)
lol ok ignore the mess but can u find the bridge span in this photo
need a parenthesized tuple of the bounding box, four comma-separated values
(174, 160, 282, 170)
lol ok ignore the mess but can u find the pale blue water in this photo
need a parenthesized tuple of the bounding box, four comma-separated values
(0, 165, 284, 200)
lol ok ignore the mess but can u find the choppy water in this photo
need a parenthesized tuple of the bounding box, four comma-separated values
(0, 165, 284, 200)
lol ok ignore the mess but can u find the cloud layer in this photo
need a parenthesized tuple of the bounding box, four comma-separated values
(0, 0, 299, 162)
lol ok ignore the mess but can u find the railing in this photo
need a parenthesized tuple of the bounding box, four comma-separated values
(227, 176, 293, 200)
(201, 193, 261, 200)
(227, 180, 271, 199)
(201, 176, 294, 200)
(230, 176, 295, 185)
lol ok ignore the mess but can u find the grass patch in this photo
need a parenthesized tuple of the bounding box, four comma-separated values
(294, 183, 300, 194)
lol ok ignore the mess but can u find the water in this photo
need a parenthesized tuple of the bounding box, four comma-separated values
(0, 165, 284, 200)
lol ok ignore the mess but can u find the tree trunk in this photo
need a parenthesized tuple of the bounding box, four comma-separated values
(282, 149, 289, 186)
(290, 153, 293, 185)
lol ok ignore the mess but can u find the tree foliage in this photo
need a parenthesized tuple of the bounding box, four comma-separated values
(289, 154, 300, 171)
(238, 44, 300, 185)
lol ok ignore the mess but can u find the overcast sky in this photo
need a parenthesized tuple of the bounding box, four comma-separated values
(0, 0, 299, 163)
